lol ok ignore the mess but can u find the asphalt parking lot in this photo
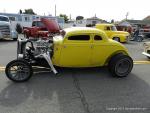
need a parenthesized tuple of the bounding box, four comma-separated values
(0, 37, 150, 113)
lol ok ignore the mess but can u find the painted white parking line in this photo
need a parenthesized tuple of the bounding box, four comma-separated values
(133, 61, 150, 64)
(0, 67, 5, 71)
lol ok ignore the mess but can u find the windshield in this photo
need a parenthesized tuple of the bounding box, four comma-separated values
(0, 16, 9, 22)
(111, 26, 117, 31)
(37, 21, 45, 27)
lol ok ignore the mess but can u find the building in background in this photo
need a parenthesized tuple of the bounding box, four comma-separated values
(86, 17, 108, 27)
(86, 17, 101, 27)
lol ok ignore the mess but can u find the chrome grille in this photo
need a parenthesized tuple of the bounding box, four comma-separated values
(0, 25, 10, 36)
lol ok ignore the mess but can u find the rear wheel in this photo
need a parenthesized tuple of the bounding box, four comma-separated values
(5, 59, 33, 82)
(108, 54, 133, 77)
(113, 37, 120, 42)
(137, 36, 143, 42)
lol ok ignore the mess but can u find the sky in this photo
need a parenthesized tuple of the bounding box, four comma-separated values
(0, 0, 150, 21)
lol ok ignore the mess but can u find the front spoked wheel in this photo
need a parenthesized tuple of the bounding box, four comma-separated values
(5, 59, 33, 82)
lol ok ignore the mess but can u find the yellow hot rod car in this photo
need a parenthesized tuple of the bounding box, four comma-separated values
(5, 27, 133, 82)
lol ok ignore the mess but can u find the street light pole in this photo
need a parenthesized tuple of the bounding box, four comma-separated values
(126, 12, 129, 20)
(55, 4, 56, 17)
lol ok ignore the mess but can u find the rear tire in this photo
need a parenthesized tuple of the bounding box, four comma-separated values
(5, 59, 33, 82)
(113, 37, 120, 42)
(108, 54, 133, 77)
(137, 36, 143, 42)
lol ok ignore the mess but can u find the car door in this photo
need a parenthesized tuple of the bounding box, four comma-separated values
(59, 34, 92, 67)
(91, 34, 109, 66)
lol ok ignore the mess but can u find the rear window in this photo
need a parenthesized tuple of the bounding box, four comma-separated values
(68, 35, 90, 40)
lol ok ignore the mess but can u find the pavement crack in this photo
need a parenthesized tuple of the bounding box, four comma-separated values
(72, 74, 91, 113)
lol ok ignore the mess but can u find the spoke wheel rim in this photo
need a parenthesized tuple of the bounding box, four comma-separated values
(8, 62, 30, 81)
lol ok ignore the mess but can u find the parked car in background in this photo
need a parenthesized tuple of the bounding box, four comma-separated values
(5, 27, 133, 82)
(95, 24, 130, 43)
(115, 25, 133, 34)
(23, 18, 60, 39)
(142, 42, 150, 59)
(0, 15, 18, 40)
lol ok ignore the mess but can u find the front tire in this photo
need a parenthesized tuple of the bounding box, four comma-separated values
(5, 59, 33, 82)
(108, 54, 133, 77)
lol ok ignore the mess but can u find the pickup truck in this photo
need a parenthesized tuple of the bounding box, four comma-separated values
(96, 24, 130, 43)
(23, 18, 60, 39)
(0, 15, 18, 40)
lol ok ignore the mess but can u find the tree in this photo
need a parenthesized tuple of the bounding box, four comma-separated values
(23, 9, 36, 15)
(76, 16, 84, 20)
(111, 19, 114, 23)
(19, 9, 22, 14)
(59, 14, 69, 23)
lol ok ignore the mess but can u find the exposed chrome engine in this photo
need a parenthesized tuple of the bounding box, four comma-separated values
(17, 38, 57, 74)
(34, 39, 53, 55)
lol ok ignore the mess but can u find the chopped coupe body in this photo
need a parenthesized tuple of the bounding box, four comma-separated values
(52, 27, 129, 67)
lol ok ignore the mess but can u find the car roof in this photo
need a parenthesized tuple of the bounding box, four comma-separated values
(64, 27, 104, 35)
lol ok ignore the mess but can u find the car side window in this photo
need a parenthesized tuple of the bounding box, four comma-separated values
(68, 35, 90, 41)
(94, 35, 102, 40)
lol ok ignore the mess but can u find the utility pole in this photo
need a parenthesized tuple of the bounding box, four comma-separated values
(55, 4, 56, 17)
(126, 12, 129, 20)
(70, 14, 71, 20)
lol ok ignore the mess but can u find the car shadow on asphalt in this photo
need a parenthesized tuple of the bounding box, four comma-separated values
(0, 67, 150, 113)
